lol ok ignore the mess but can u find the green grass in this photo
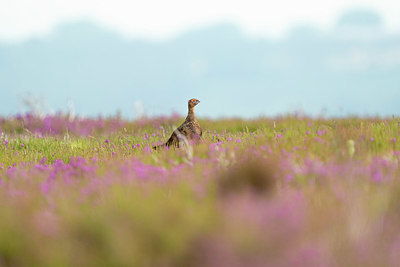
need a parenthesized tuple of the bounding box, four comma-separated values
(0, 115, 399, 266)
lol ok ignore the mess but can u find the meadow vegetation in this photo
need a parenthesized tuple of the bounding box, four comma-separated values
(0, 114, 399, 266)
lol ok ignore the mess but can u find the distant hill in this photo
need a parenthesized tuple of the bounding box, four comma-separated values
(1, 9, 399, 118)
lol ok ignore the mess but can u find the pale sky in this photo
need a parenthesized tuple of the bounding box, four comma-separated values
(1, 0, 400, 42)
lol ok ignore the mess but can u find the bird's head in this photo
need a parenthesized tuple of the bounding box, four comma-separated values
(188, 98, 200, 108)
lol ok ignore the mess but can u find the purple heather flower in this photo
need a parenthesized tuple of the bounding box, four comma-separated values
(40, 180, 52, 195)
(137, 144, 141, 147)
(4, 140, 8, 148)
(370, 137, 375, 141)
(104, 139, 109, 143)
(373, 171, 383, 182)
(393, 138, 397, 143)
(39, 157, 47, 164)
(276, 134, 282, 139)
(235, 139, 242, 143)
(112, 152, 116, 156)
(35, 164, 48, 171)
(286, 173, 295, 182)
(306, 131, 310, 135)
(228, 137, 233, 141)
(21, 143, 25, 147)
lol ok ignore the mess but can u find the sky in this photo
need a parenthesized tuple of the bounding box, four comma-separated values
(1, 0, 399, 118)
(1, 0, 400, 43)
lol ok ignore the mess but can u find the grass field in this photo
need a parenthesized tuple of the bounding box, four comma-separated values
(1, 113, 400, 266)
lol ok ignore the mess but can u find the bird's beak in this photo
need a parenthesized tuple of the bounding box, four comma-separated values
(197, 100, 200, 104)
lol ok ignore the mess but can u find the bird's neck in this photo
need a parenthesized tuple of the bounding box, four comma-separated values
(186, 107, 195, 121)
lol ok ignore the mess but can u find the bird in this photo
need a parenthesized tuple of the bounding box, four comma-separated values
(153, 98, 202, 149)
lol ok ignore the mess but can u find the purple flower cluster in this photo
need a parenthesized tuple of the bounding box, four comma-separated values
(1, 113, 125, 136)
(0, 115, 399, 266)
(1, 147, 397, 266)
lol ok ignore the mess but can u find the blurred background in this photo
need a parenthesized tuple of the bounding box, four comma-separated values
(0, 0, 399, 118)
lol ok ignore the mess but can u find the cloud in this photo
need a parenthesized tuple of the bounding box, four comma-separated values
(2, 0, 400, 42)
(327, 47, 400, 71)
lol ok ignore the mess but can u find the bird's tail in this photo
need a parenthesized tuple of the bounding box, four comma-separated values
(153, 134, 179, 150)
(152, 142, 167, 150)
(153, 128, 187, 151)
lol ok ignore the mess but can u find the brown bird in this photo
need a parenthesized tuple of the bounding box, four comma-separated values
(154, 98, 202, 149)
